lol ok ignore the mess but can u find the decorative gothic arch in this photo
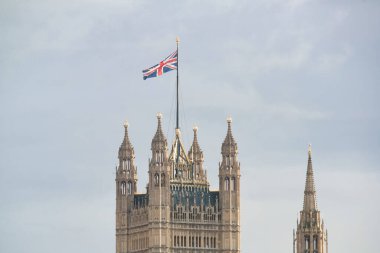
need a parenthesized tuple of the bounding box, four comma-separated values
(225, 177, 230, 191)
(121, 181, 126, 195)
(154, 173, 159, 186)
(127, 181, 132, 194)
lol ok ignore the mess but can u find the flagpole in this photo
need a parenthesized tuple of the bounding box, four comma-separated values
(176, 36, 180, 130)
(175, 37, 180, 170)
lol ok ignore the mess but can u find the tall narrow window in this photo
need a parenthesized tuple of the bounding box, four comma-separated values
(126, 159, 131, 171)
(154, 173, 159, 186)
(121, 181, 126, 195)
(313, 236, 318, 251)
(225, 177, 230, 191)
(127, 181, 132, 194)
(305, 236, 310, 251)
(231, 177, 236, 191)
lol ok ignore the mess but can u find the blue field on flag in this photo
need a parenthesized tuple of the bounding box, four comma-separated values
(142, 50, 178, 80)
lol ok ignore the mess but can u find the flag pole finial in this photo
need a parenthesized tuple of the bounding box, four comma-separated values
(176, 36, 180, 44)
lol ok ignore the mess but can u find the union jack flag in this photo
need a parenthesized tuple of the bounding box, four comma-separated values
(143, 50, 178, 80)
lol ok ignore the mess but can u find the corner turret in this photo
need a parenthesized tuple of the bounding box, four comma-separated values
(188, 126, 207, 182)
(218, 117, 241, 251)
(116, 120, 137, 195)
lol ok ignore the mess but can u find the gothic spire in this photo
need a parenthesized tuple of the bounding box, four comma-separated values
(118, 120, 134, 160)
(221, 117, 238, 155)
(303, 144, 318, 211)
(151, 113, 167, 150)
(188, 126, 207, 181)
(188, 126, 202, 157)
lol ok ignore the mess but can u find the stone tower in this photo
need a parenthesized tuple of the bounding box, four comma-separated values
(115, 114, 241, 253)
(219, 117, 240, 251)
(148, 113, 171, 252)
(294, 145, 328, 253)
(115, 121, 138, 253)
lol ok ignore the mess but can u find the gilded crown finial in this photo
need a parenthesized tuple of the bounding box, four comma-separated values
(157, 112, 162, 119)
(227, 116, 232, 123)
(124, 120, 129, 128)
(193, 125, 198, 132)
(308, 144, 312, 155)
(176, 36, 180, 44)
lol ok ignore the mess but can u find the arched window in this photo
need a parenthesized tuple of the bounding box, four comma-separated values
(231, 177, 236, 191)
(313, 236, 318, 250)
(121, 181, 126, 195)
(126, 159, 130, 171)
(155, 151, 164, 163)
(305, 235, 310, 250)
(127, 181, 132, 194)
(154, 173, 159, 186)
(225, 177, 230, 191)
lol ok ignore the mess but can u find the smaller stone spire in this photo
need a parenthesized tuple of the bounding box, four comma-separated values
(188, 126, 202, 156)
(303, 144, 317, 211)
(188, 126, 206, 181)
(151, 113, 167, 149)
(122, 121, 132, 146)
(222, 117, 237, 155)
(118, 120, 134, 160)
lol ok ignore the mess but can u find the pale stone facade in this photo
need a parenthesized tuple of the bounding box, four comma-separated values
(293, 146, 328, 253)
(115, 114, 240, 253)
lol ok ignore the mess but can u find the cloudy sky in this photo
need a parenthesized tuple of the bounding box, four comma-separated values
(1, 0, 379, 252)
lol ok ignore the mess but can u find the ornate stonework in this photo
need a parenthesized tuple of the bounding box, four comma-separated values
(115, 114, 240, 253)
(294, 146, 328, 253)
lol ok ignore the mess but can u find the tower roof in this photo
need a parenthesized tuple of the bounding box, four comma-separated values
(118, 120, 134, 159)
(188, 126, 202, 157)
(151, 113, 167, 148)
(122, 121, 132, 147)
(303, 144, 318, 211)
(222, 117, 238, 155)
